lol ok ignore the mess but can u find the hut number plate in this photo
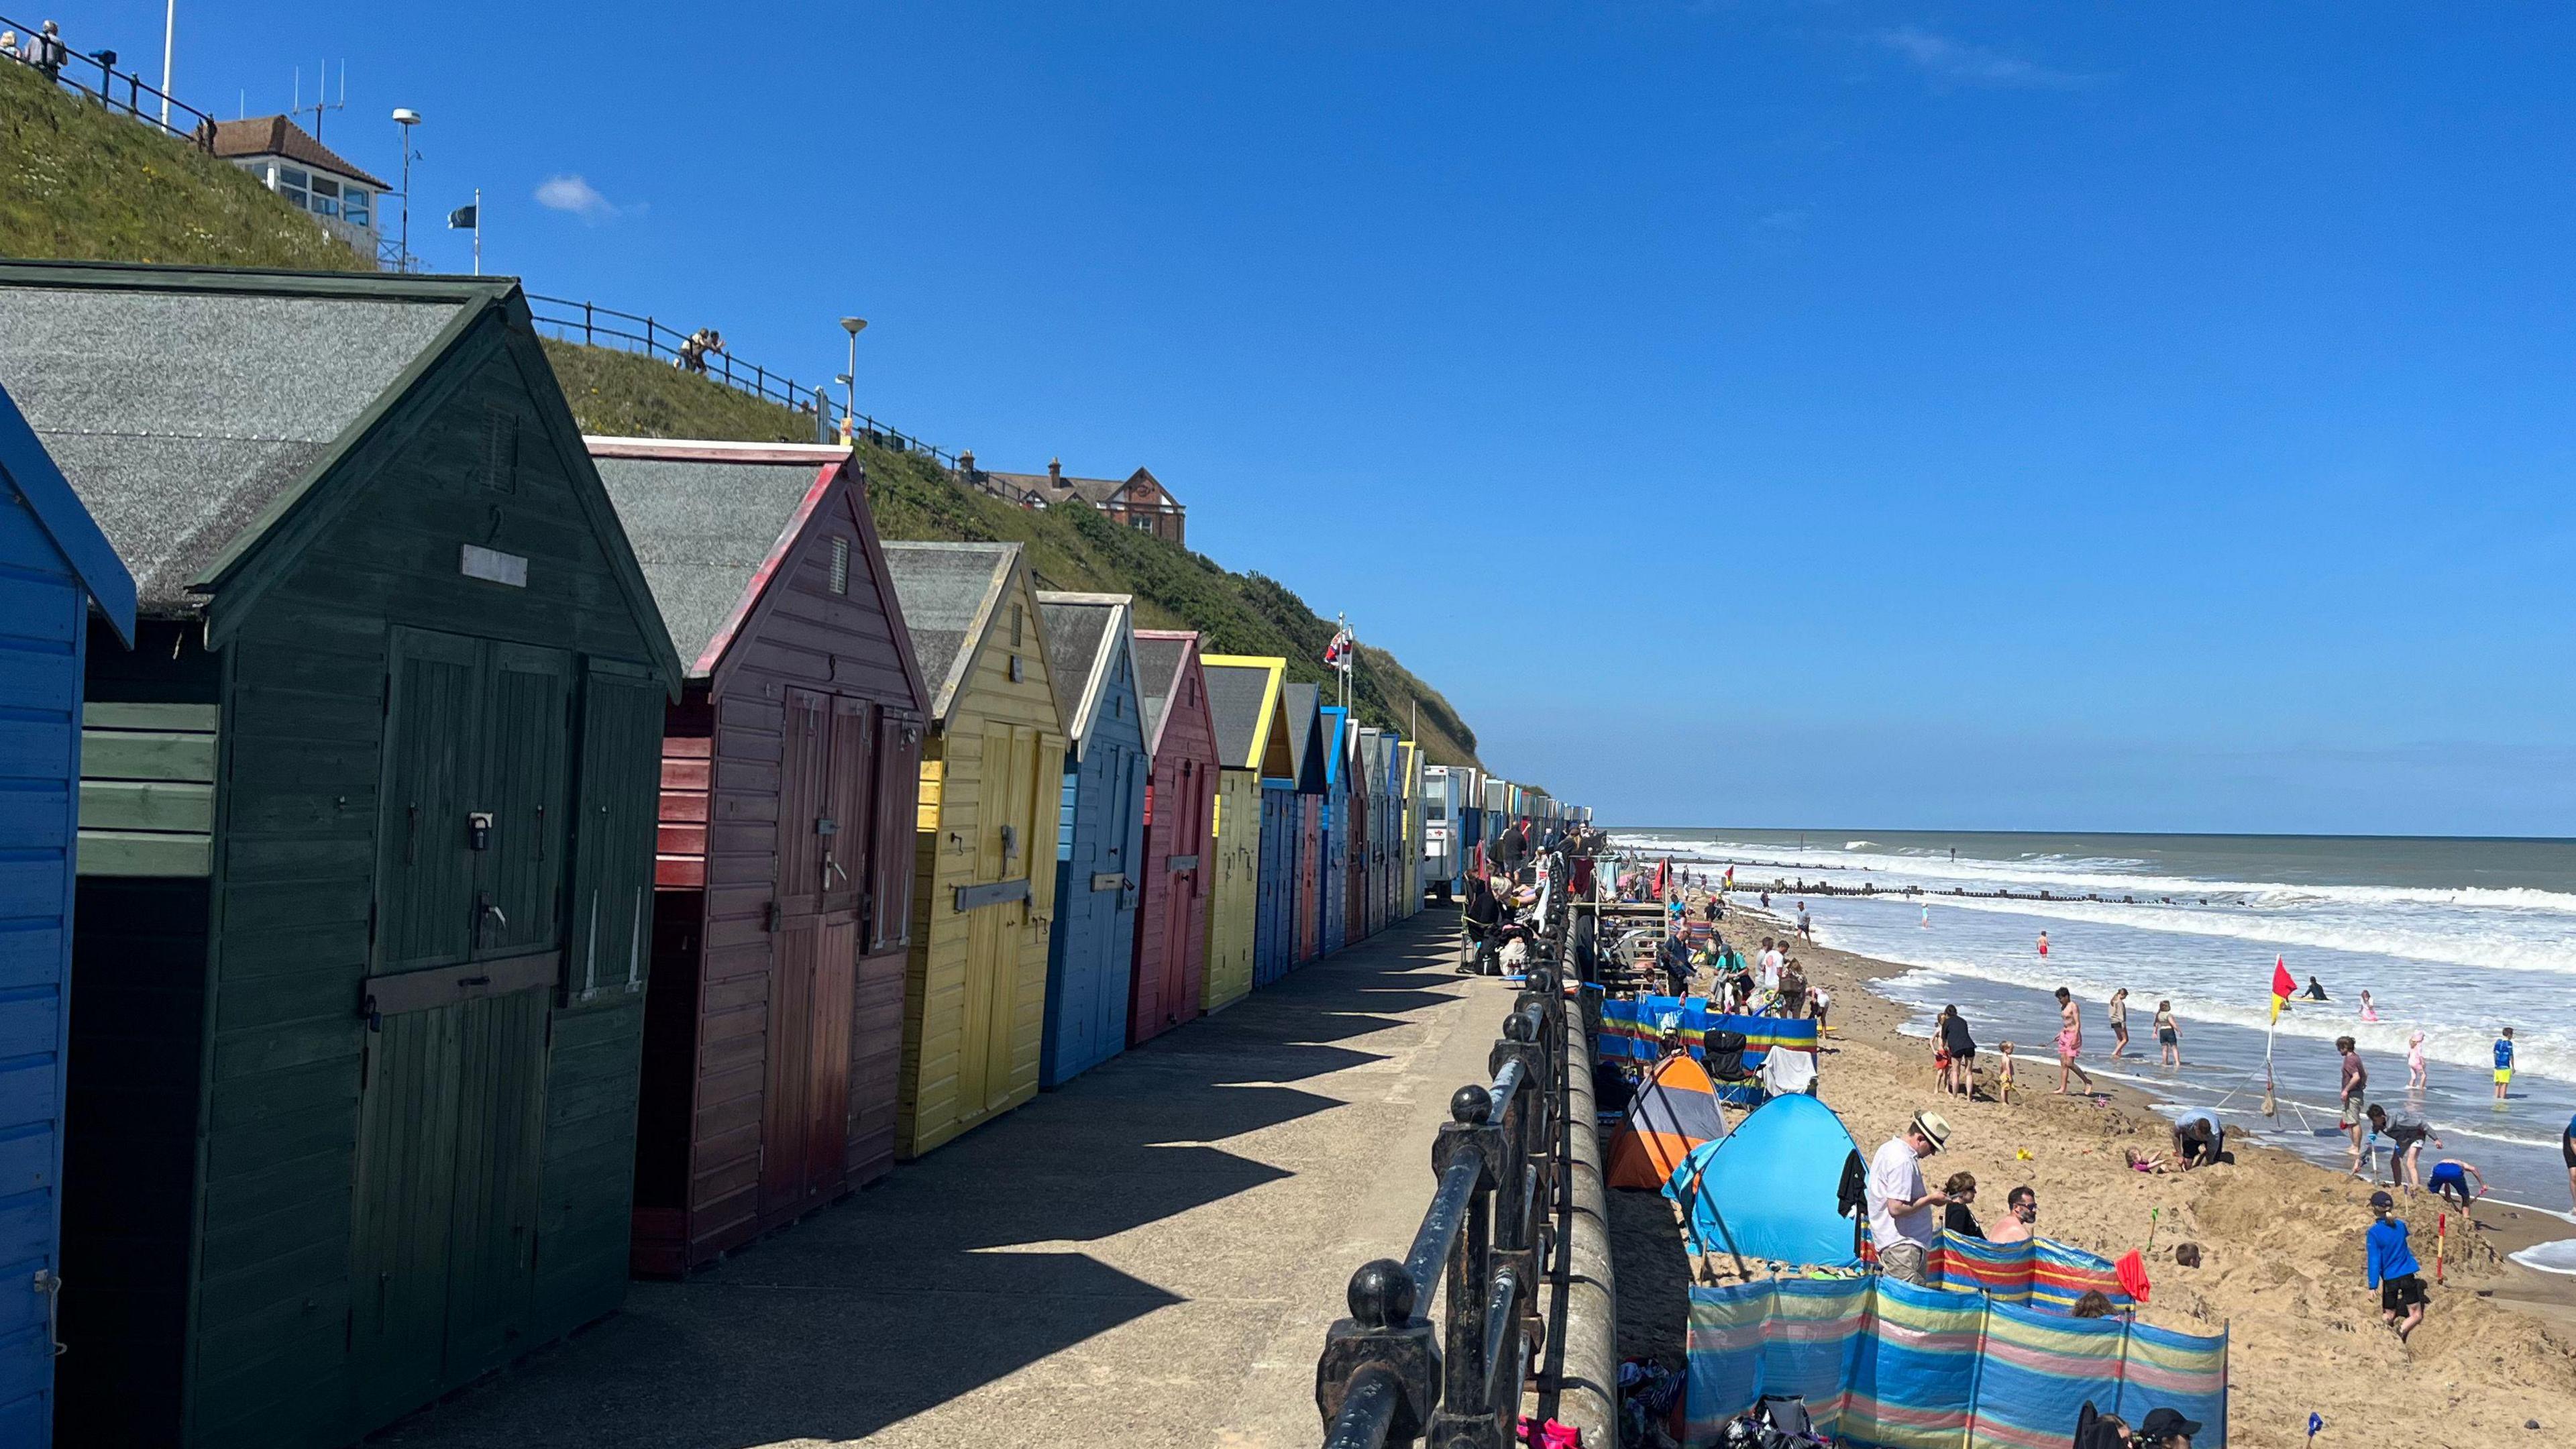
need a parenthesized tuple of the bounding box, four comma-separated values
(460, 545, 529, 588)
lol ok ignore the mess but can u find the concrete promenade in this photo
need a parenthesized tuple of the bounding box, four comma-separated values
(380, 913, 1498, 1448)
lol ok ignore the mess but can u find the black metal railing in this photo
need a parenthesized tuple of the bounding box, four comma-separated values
(524, 294, 969, 470)
(1, 12, 216, 150)
(1316, 952, 1569, 1448)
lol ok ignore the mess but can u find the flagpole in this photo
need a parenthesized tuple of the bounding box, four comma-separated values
(472, 187, 482, 276)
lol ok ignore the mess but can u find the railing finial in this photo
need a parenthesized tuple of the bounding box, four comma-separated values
(1346, 1259, 1415, 1328)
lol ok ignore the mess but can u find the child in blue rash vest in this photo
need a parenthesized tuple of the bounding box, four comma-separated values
(2493, 1028, 2516, 1101)
(2425, 1159, 2483, 1212)
(2365, 1191, 2427, 1342)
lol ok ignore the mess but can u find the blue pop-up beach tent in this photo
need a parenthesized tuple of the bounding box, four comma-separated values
(1664, 1093, 1862, 1269)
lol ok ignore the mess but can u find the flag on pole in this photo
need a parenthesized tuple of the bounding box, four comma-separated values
(2270, 954, 2296, 1022)
(1322, 625, 1352, 667)
(447, 203, 478, 229)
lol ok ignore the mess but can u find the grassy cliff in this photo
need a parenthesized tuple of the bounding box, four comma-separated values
(0, 60, 368, 269)
(541, 339, 1485, 767)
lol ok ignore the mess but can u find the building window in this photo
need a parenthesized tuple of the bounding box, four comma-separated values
(344, 186, 372, 227)
(1130, 514, 1153, 531)
(1012, 606, 1023, 647)
(829, 537, 850, 594)
(274, 165, 312, 210)
(309, 174, 342, 218)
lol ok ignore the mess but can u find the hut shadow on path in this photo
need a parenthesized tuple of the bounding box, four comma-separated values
(373, 916, 1468, 1448)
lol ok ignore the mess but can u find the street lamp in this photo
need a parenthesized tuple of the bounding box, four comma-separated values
(839, 317, 867, 439)
(392, 109, 421, 273)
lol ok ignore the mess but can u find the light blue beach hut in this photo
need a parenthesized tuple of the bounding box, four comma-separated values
(0, 380, 135, 1442)
(1319, 705, 1352, 953)
(1035, 592, 1148, 1087)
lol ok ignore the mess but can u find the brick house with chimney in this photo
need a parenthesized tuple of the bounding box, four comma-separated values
(974, 457, 1187, 548)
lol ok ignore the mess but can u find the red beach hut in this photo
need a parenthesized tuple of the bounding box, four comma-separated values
(589, 439, 929, 1274)
(1129, 630, 1217, 1043)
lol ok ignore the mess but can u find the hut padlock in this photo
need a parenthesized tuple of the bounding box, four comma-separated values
(468, 812, 494, 851)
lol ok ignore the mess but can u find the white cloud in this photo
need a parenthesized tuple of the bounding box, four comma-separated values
(533, 174, 627, 223)
(1874, 25, 2092, 91)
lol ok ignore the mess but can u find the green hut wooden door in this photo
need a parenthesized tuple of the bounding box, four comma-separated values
(354, 629, 576, 1412)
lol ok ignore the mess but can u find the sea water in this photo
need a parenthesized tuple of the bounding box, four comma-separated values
(1611, 829, 2576, 1222)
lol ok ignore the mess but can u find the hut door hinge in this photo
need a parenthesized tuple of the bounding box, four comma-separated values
(32, 1269, 61, 1358)
(763, 900, 780, 933)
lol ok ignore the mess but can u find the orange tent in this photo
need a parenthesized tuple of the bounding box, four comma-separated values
(1607, 1053, 1727, 1189)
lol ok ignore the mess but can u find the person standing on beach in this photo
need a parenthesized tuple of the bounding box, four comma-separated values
(1939, 1005, 1976, 1097)
(2365, 1104, 2438, 1191)
(1866, 1110, 1952, 1285)
(2493, 1027, 2515, 1102)
(2365, 1190, 2428, 1343)
(2108, 989, 2131, 1058)
(2337, 1036, 2370, 1177)
(2406, 1030, 2427, 1092)
(2155, 1000, 2180, 1067)
(1796, 903, 1813, 942)
(2052, 987, 2094, 1094)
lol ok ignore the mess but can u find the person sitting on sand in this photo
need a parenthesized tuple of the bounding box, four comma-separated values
(2072, 1289, 2116, 1318)
(2426, 1157, 2484, 1212)
(2108, 988, 2132, 1058)
(2365, 1190, 2428, 1342)
(2154, 1000, 2181, 1067)
(2123, 1145, 2171, 1174)
(1941, 1171, 1984, 1239)
(1995, 1040, 2017, 1104)
(2172, 1109, 2228, 1169)
(2053, 987, 2095, 1095)
(1866, 1110, 1953, 1286)
(2365, 1104, 2439, 1191)
(2135, 1406, 2205, 1448)
(2337, 1036, 2370, 1177)
(1988, 1186, 2037, 1244)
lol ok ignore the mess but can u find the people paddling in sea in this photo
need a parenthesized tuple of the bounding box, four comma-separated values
(2108, 987, 2132, 1059)
(1986, 1186, 2037, 1244)
(2052, 986, 2094, 1094)
(2493, 1026, 2516, 1102)
(2304, 975, 2329, 1002)
(2365, 1190, 2428, 1343)
(2337, 1036, 2370, 1178)
(2037, 930, 2050, 959)
(2406, 1029, 2428, 1091)
(2426, 1157, 2485, 1212)
(2358, 989, 2380, 1023)
(2154, 1000, 2181, 1067)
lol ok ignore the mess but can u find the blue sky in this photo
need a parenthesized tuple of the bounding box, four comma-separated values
(53, 3, 2576, 833)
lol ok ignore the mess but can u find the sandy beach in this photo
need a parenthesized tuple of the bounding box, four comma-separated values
(1612, 901, 2576, 1448)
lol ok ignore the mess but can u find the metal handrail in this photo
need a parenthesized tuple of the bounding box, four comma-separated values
(523, 293, 971, 471)
(1315, 857, 1576, 1449)
(0, 11, 216, 150)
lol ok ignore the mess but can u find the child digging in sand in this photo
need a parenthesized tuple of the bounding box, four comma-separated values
(2365, 1189, 2428, 1343)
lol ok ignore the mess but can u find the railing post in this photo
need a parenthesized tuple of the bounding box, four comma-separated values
(1429, 1086, 1500, 1449)
(1318, 1261, 1439, 1448)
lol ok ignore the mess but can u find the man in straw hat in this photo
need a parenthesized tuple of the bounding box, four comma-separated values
(1867, 1109, 1954, 1285)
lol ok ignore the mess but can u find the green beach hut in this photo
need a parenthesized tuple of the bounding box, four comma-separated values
(0, 262, 682, 1448)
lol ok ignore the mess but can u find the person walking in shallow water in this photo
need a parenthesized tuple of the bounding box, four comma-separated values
(2337, 1035, 2371, 1177)
(2155, 999, 2180, 1067)
(2108, 988, 2132, 1059)
(2052, 987, 2094, 1094)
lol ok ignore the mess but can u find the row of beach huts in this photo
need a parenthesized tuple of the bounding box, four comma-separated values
(0, 262, 1582, 1447)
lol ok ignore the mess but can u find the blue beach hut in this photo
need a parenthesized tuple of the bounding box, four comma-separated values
(0, 381, 135, 1442)
(1035, 592, 1148, 1087)
(1319, 705, 1351, 954)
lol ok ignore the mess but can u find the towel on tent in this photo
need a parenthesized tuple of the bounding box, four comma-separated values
(1759, 1042, 1817, 1097)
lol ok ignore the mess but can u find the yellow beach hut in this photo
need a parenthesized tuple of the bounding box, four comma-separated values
(880, 543, 1070, 1157)
(1197, 654, 1291, 1011)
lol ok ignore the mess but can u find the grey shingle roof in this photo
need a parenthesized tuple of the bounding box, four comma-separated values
(1201, 662, 1271, 771)
(1035, 592, 1128, 745)
(592, 455, 824, 671)
(1281, 682, 1323, 790)
(0, 284, 466, 609)
(880, 541, 1018, 722)
(1133, 633, 1187, 749)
